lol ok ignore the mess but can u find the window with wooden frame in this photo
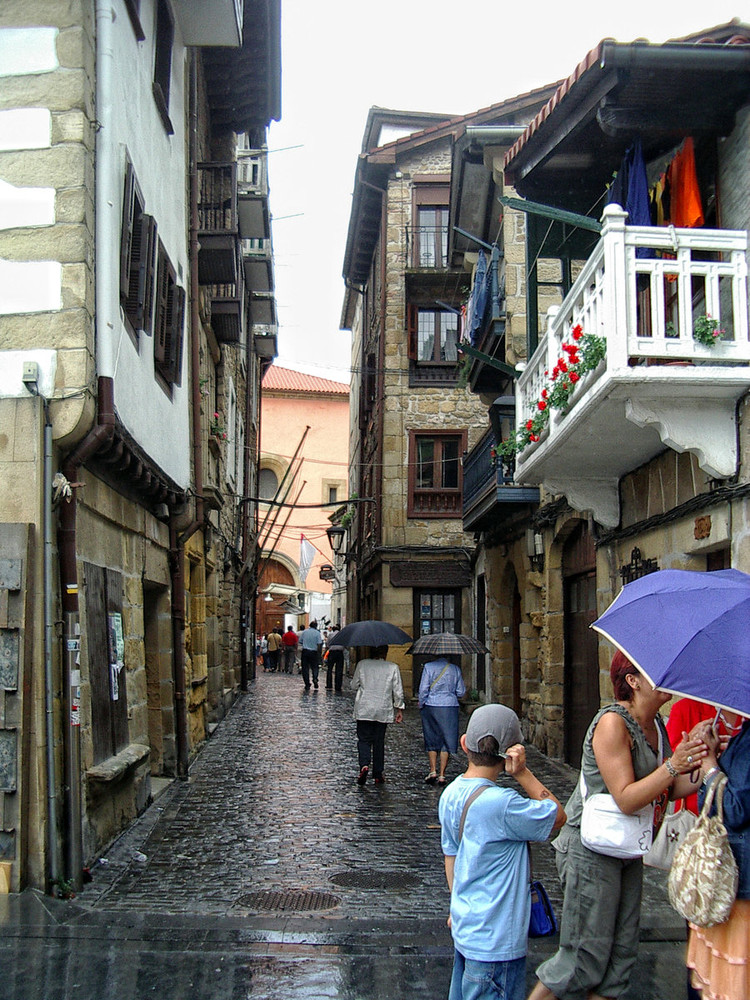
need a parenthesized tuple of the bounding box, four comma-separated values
(411, 179, 450, 268)
(120, 159, 157, 338)
(153, 239, 185, 388)
(152, 0, 175, 135)
(407, 305, 459, 363)
(408, 430, 465, 517)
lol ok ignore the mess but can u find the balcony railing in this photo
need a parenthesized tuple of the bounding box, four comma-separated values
(406, 226, 449, 269)
(514, 204, 749, 527)
(197, 162, 239, 285)
(463, 427, 540, 531)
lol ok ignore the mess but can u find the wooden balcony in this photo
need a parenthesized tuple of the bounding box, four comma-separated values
(198, 162, 239, 285)
(514, 205, 750, 527)
(463, 426, 539, 533)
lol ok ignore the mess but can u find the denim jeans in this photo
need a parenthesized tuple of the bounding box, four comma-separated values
(448, 950, 526, 1000)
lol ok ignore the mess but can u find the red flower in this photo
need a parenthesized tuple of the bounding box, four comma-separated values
(537, 400, 547, 411)
(558, 360, 568, 373)
(526, 419, 534, 430)
(570, 372, 580, 383)
(572, 324, 583, 340)
(530, 434, 539, 442)
(541, 389, 548, 399)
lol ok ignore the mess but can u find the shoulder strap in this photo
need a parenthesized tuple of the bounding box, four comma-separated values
(458, 783, 492, 841)
(429, 664, 450, 691)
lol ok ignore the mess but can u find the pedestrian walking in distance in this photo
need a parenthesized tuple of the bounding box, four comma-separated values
(325, 624, 345, 692)
(419, 655, 466, 785)
(281, 625, 298, 674)
(351, 645, 405, 785)
(439, 704, 566, 1000)
(299, 619, 323, 691)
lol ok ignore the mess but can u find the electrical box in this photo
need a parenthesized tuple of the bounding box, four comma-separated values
(21, 362, 39, 385)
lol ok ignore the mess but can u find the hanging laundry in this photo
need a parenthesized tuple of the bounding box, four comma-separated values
(466, 249, 488, 347)
(668, 137, 704, 228)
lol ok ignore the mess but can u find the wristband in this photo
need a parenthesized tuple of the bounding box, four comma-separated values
(702, 766, 720, 786)
(664, 757, 678, 778)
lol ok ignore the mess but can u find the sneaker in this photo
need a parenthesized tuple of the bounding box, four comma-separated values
(357, 766, 369, 786)
(374, 775, 385, 785)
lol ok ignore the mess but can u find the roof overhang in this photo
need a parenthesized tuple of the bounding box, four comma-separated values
(504, 33, 750, 213)
(202, 0, 282, 134)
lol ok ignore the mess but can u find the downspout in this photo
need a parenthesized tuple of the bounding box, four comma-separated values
(168, 50, 204, 779)
(54, 0, 118, 894)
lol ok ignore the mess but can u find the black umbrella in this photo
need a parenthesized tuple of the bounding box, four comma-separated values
(407, 632, 489, 656)
(335, 620, 412, 647)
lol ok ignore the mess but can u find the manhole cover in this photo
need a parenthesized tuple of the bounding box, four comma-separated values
(330, 870, 420, 890)
(236, 889, 341, 912)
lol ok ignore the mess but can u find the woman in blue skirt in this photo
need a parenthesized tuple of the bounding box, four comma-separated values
(419, 657, 466, 785)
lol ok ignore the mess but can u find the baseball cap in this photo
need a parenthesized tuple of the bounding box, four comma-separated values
(465, 704, 522, 757)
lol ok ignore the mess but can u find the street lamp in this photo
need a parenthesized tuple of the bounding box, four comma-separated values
(326, 524, 346, 556)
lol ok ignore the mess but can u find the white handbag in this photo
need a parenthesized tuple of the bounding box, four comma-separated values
(644, 802, 697, 870)
(579, 772, 655, 859)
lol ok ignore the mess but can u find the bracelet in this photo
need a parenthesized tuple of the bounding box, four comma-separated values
(702, 766, 720, 786)
(664, 757, 678, 778)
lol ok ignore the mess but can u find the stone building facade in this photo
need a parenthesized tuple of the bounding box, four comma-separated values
(0, 0, 280, 892)
(454, 22, 750, 765)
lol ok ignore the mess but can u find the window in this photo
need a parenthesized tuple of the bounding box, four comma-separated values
(416, 205, 448, 267)
(226, 378, 237, 485)
(408, 430, 465, 517)
(411, 179, 450, 268)
(328, 486, 338, 504)
(152, 0, 174, 135)
(153, 239, 185, 388)
(416, 590, 459, 636)
(120, 160, 157, 337)
(408, 307, 458, 363)
(259, 467, 278, 499)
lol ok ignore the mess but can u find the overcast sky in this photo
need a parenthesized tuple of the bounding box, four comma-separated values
(267, 1, 743, 383)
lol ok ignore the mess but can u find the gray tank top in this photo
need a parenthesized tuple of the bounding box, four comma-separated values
(564, 703, 668, 829)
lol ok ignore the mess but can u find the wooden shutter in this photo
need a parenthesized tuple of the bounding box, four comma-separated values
(153, 241, 172, 365)
(141, 214, 157, 335)
(407, 303, 418, 360)
(167, 283, 185, 385)
(120, 161, 136, 305)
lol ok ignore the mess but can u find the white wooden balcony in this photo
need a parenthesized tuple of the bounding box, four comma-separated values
(514, 205, 749, 527)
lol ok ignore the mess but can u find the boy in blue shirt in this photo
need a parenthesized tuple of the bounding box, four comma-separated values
(438, 704, 567, 1000)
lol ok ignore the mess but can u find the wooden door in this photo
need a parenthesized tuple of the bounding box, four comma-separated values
(563, 524, 599, 767)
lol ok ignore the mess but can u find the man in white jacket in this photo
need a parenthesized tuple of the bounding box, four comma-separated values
(350, 645, 405, 786)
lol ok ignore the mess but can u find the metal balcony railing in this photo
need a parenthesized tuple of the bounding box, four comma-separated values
(406, 225, 449, 269)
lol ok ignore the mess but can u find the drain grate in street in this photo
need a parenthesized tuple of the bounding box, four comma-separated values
(330, 870, 420, 891)
(236, 889, 341, 912)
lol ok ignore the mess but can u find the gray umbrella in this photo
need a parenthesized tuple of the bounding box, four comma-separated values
(407, 632, 489, 656)
(335, 620, 412, 647)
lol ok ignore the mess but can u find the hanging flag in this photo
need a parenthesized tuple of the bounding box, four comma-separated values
(299, 534, 315, 587)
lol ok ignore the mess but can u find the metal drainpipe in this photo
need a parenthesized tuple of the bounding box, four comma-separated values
(41, 402, 59, 895)
(58, 377, 116, 893)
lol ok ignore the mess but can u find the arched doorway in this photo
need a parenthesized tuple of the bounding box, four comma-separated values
(562, 521, 599, 767)
(257, 560, 297, 638)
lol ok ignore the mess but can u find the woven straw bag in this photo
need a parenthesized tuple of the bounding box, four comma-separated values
(667, 774, 738, 927)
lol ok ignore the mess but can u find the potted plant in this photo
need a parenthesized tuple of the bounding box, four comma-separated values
(693, 314, 725, 347)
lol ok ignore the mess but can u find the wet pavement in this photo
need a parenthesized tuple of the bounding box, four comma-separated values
(0, 672, 691, 999)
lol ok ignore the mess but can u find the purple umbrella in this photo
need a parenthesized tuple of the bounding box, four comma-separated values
(591, 568, 750, 716)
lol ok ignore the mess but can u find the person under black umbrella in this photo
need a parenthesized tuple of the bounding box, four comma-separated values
(350, 645, 405, 786)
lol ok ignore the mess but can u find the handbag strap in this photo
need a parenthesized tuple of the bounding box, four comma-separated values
(457, 783, 492, 841)
(428, 663, 450, 692)
(702, 771, 727, 821)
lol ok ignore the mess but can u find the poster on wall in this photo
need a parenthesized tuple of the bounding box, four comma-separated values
(108, 612, 124, 702)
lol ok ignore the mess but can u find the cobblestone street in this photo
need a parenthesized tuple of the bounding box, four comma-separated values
(1, 671, 691, 999)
